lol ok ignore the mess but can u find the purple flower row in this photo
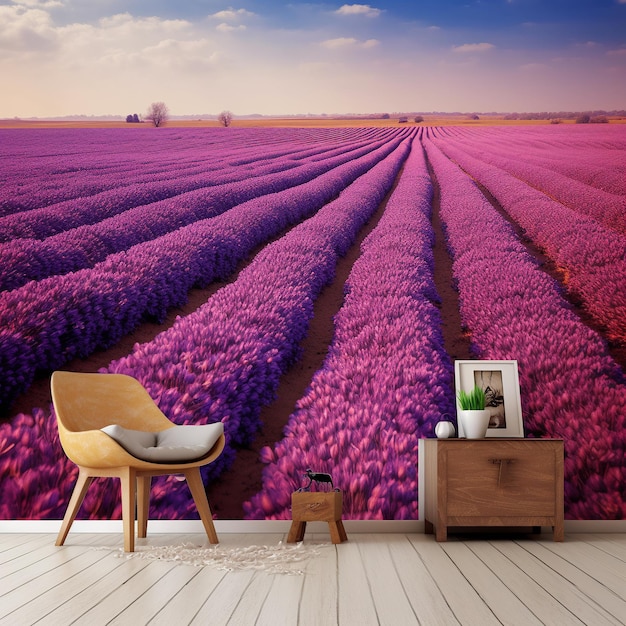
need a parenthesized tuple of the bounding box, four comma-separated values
(0, 135, 404, 412)
(0, 129, 395, 242)
(0, 127, 377, 216)
(433, 127, 626, 235)
(0, 134, 396, 291)
(0, 128, 254, 216)
(244, 136, 455, 520)
(0, 137, 410, 519)
(437, 125, 626, 197)
(431, 135, 626, 347)
(424, 137, 626, 520)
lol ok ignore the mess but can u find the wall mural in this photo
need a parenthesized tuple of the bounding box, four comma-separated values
(1, 124, 625, 522)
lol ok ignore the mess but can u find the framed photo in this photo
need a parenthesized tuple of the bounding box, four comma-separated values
(454, 360, 524, 438)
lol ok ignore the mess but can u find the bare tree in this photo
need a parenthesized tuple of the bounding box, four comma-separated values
(217, 110, 233, 127)
(146, 102, 169, 127)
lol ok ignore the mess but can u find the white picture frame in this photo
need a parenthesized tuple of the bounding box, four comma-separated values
(454, 360, 524, 438)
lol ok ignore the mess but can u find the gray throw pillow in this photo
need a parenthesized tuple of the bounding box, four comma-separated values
(101, 422, 224, 463)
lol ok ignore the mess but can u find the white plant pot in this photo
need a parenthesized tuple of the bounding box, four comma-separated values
(458, 409, 490, 439)
(435, 421, 456, 438)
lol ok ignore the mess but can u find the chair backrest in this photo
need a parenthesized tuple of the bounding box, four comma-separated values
(51, 371, 173, 433)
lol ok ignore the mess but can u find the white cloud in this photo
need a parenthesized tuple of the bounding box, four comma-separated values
(321, 36, 379, 49)
(321, 37, 357, 48)
(0, 4, 57, 52)
(607, 47, 626, 56)
(11, 0, 63, 7)
(216, 23, 246, 33)
(135, 38, 221, 69)
(209, 8, 255, 21)
(98, 13, 190, 33)
(452, 42, 495, 53)
(335, 4, 382, 18)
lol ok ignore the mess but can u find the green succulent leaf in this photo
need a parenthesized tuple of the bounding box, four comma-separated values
(457, 384, 486, 410)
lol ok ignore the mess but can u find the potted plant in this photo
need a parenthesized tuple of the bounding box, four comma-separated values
(457, 385, 490, 439)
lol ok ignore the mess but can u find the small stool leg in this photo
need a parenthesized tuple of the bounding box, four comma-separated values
(328, 521, 348, 544)
(287, 521, 307, 543)
(336, 520, 348, 542)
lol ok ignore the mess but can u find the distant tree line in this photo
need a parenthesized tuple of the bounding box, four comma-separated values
(504, 110, 625, 121)
(129, 103, 235, 127)
(575, 114, 609, 124)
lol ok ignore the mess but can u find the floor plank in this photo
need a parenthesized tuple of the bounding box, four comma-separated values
(357, 534, 420, 625)
(297, 535, 339, 626)
(0, 532, 624, 625)
(539, 536, 626, 595)
(149, 567, 227, 625)
(337, 538, 379, 626)
(389, 535, 460, 625)
(466, 540, 586, 625)
(520, 539, 626, 624)
(408, 535, 502, 626)
(440, 540, 544, 626)
(497, 540, 623, 626)
(255, 570, 304, 626)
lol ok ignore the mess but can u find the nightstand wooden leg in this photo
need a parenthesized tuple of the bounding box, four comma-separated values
(436, 525, 448, 542)
(553, 522, 564, 542)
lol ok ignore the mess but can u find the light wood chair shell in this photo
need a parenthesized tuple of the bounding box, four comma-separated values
(51, 371, 225, 552)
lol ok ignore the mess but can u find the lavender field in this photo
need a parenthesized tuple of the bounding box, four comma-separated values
(1, 124, 625, 521)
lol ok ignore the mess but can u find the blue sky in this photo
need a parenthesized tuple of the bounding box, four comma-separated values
(1, 0, 625, 117)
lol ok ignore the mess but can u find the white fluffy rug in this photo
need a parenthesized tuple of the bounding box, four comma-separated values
(101, 541, 328, 575)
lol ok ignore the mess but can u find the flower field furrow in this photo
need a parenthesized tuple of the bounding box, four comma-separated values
(0, 127, 388, 216)
(0, 134, 385, 242)
(0, 134, 405, 411)
(0, 136, 411, 520)
(0, 135, 396, 290)
(0, 128, 262, 203)
(444, 126, 626, 195)
(431, 137, 626, 347)
(0, 131, 255, 214)
(435, 132, 626, 234)
(244, 137, 455, 520)
(424, 137, 626, 519)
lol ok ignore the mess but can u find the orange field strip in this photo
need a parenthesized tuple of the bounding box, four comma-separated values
(1, 115, 625, 129)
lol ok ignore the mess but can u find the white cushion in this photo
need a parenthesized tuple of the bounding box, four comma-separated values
(101, 422, 224, 463)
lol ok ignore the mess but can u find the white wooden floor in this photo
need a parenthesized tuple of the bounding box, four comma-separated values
(0, 531, 625, 625)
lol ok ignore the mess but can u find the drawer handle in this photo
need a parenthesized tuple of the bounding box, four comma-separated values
(489, 459, 515, 487)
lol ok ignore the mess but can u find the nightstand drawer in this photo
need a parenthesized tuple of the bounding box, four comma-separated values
(446, 442, 556, 517)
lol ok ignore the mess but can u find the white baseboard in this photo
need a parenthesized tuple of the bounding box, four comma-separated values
(0, 519, 624, 534)
(0, 519, 421, 534)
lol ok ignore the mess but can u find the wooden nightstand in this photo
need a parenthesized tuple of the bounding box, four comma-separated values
(423, 438, 564, 541)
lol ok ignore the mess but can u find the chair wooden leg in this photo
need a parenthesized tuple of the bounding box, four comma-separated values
(137, 476, 151, 539)
(56, 468, 94, 546)
(120, 467, 137, 552)
(185, 468, 218, 544)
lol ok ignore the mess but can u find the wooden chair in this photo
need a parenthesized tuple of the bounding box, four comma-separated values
(51, 371, 225, 552)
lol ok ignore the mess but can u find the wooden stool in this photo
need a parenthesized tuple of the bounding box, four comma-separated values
(287, 491, 347, 544)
